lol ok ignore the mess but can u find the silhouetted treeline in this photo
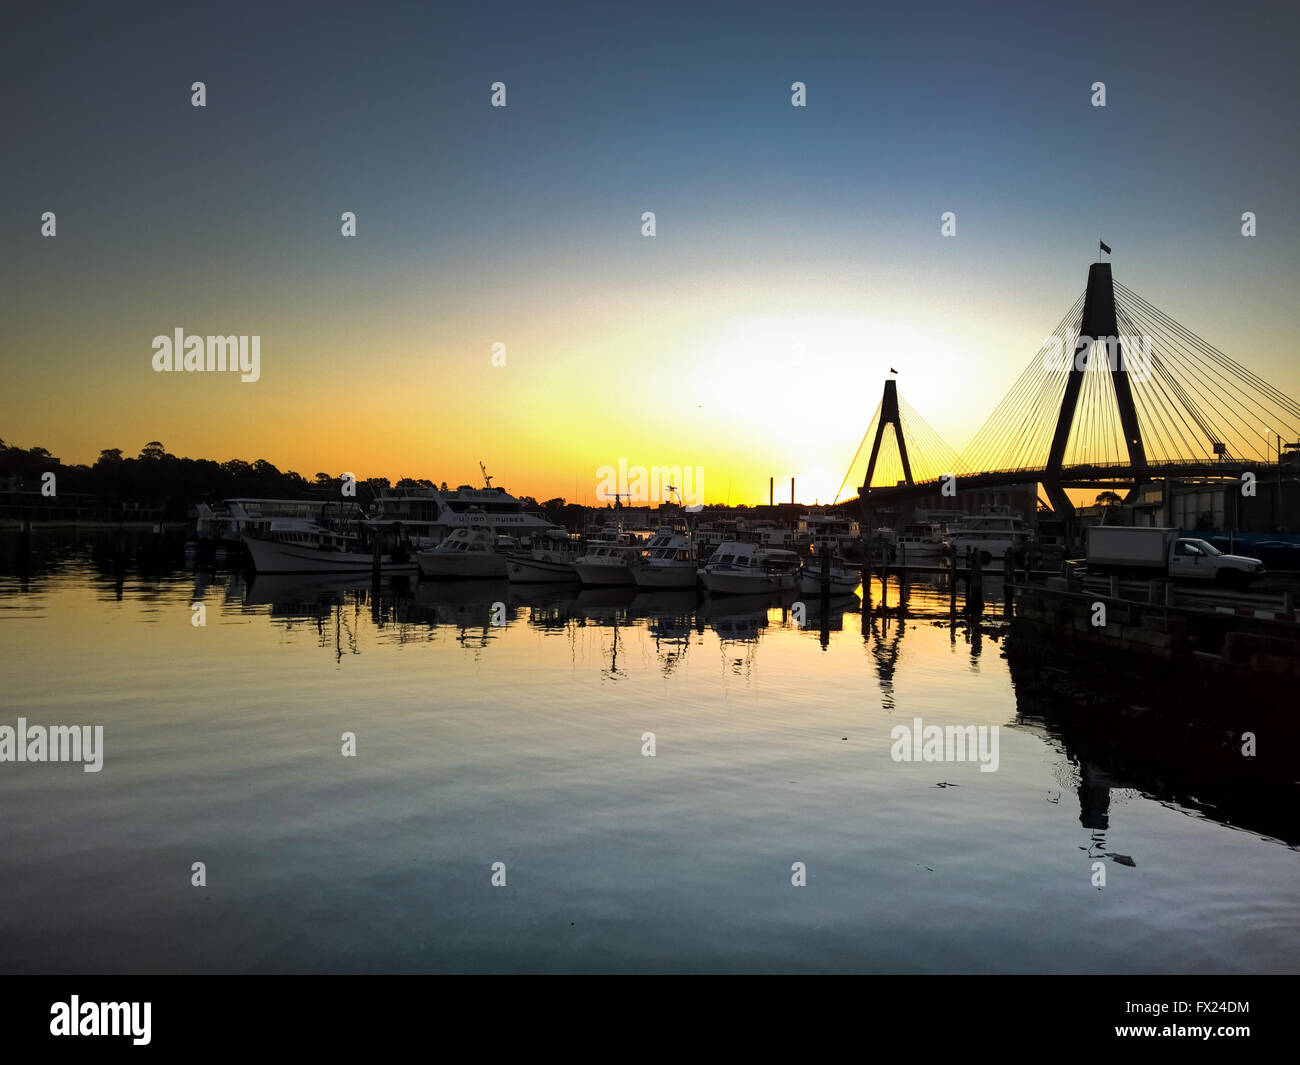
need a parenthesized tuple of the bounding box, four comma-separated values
(0, 439, 431, 520)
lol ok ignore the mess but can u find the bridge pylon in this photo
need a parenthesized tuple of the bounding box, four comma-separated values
(861, 378, 913, 495)
(1043, 261, 1147, 514)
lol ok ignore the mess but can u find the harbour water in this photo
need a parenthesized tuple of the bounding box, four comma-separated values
(1, 534, 1297, 974)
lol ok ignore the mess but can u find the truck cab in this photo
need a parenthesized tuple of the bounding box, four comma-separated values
(1167, 537, 1263, 587)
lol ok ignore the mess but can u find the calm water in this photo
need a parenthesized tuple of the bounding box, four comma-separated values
(1, 535, 1297, 974)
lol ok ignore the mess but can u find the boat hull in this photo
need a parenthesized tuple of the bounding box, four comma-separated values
(572, 560, 636, 586)
(797, 570, 860, 595)
(700, 571, 797, 595)
(631, 563, 699, 589)
(242, 536, 417, 575)
(417, 552, 508, 580)
(504, 553, 578, 582)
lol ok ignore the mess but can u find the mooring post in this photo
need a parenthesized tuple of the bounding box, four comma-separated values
(820, 543, 831, 597)
(948, 543, 958, 612)
(371, 526, 382, 582)
(967, 549, 984, 615)
(1003, 548, 1015, 617)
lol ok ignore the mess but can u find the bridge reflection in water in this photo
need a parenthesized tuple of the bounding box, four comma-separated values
(213, 565, 1300, 851)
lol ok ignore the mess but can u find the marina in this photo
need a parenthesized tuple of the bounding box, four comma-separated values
(4, 0, 1299, 1005)
(1, 531, 1297, 977)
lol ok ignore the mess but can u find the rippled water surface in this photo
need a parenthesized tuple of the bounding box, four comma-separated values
(1, 538, 1297, 973)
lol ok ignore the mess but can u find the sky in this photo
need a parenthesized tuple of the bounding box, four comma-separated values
(2, 0, 1299, 505)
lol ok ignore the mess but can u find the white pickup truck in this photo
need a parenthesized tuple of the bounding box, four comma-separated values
(1086, 526, 1265, 588)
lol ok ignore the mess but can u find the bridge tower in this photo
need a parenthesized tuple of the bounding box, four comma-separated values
(1043, 261, 1147, 514)
(862, 378, 913, 493)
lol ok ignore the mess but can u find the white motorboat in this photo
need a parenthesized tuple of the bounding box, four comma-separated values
(242, 519, 418, 575)
(572, 532, 644, 586)
(700, 541, 800, 595)
(631, 528, 698, 589)
(417, 527, 511, 579)
(504, 529, 581, 582)
(797, 554, 861, 595)
(895, 522, 948, 564)
(947, 508, 1033, 569)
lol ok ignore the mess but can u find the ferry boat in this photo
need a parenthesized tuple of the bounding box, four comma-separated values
(753, 521, 797, 550)
(371, 472, 563, 547)
(572, 532, 644, 586)
(242, 518, 418, 574)
(700, 541, 800, 595)
(196, 498, 344, 545)
(416, 527, 513, 580)
(631, 528, 698, 589)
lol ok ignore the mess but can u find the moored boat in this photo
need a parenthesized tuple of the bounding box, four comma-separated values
(631, 528, 698, 589)
(503, 529, 581, 582)
(700, 541, 800, 595)
(242, 519, 417, 575)
(796, 554, 861, 595)
(572, 532, 644, 586)
(416, 527, 511, 579)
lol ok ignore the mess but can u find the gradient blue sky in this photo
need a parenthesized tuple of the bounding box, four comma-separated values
(3, 0, 1298, 502)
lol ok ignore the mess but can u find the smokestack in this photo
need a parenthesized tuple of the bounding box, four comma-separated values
(791, 477, 795, 505)
(769, 477, 774, 507)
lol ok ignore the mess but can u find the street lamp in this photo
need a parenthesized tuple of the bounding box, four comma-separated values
(1264, 430, 1281, 531)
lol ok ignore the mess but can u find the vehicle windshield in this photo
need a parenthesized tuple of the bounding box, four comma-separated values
(1188, 538, 1221, 556)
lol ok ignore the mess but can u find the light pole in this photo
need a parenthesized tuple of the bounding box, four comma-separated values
(1265, 429, 1280, 530)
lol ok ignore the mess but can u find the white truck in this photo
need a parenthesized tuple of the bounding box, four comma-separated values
(1086, 526, 1265, 588)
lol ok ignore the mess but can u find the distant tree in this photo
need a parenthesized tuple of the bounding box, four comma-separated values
(97, 448, 123, 464)
(139, 441, 167, 461)
(1095, 491, 1122, 506)
(315, 472, 333, 485)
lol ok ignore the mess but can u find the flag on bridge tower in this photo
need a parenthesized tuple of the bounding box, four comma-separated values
(1100, 240, 1112, 255)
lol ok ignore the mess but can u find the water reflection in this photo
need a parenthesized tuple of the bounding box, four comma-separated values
(1006, 645, 1300, 847)
(8, 535, 1298, 862)
(3, 534, 1299, 975)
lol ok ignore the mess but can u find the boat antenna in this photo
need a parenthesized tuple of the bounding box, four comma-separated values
(667, 485, 690, 535)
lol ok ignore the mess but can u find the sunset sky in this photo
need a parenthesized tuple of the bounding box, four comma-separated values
(3, 0, 1298, 504)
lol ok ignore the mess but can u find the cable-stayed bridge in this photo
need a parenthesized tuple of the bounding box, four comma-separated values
(843, 261, 1300, 517)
